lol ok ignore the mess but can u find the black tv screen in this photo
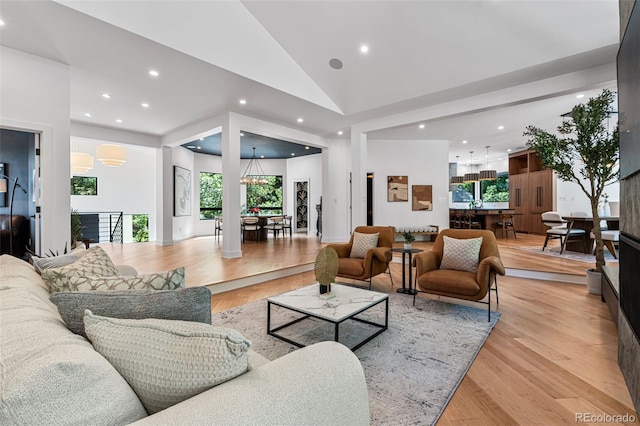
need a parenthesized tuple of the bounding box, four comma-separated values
(617, 2, 640, 179)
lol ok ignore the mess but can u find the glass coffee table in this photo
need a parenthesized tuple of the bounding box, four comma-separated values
(267, 283, 388, 351)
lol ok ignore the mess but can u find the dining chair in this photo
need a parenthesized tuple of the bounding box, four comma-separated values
(214, 216, 223, 241)
(241, 216, 262, 242)
(265, 216, 284, 239)
(463, 212, 481, 229)
(494, 214, 516, 238)
(282, 215, 293, 237)
(541, 211, 587, 254)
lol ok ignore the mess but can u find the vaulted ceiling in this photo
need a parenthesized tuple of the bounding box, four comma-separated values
(0, 0, 619, 163)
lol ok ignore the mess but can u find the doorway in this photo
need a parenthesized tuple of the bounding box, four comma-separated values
(366, 172, 374, 226)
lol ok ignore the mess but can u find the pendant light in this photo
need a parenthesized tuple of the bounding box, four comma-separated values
(70, 139, 94, 175)
(450, 156, 464, 184)
(97, 144, 127, 167)
(479, 146, 497, 180)
(463, 151, 479, 182)
(240, 147, 268, 185)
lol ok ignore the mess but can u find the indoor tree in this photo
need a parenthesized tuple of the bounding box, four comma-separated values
(523, 89, 619, 272)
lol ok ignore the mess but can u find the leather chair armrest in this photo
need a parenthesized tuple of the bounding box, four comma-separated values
(476, 255, 506, 289)
(413, 251, 439, 276)
(326, 243, 351, 258)
(369, 247, 391, 264)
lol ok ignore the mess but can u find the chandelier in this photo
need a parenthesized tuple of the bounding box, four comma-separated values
(97, 144, 127, 167)
(450, 155, 464, 184)
(463, 151, 479, 183)
(479, 146, 497, 180)
(240, 147, 268, 185)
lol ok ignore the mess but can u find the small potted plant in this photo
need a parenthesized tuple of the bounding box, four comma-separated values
(403, 232, 415, 250)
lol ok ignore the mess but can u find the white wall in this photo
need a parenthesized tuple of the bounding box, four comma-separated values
(367, 139, 450, 233)
(556, 176, 620, 216)
(70, 138, 157, 241)
(320, 140, 352, 242)
(0, 47, 70, 254)
(172, 147, 195, 241)
(287, 154, 322, 236)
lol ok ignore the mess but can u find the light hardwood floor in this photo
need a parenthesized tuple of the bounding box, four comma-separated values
(101, 232, 637, 425)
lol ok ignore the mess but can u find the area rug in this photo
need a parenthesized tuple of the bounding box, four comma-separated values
(514, 245, 618, 263)
(213, 290, 500, 425)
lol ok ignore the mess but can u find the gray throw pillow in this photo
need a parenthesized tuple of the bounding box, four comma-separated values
(84, 311, 252, 414)
(50, 287, 212, 338)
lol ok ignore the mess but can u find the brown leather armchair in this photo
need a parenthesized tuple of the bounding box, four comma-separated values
(0, 215, 29, 258)
(413, 229, 505, 321)
(326, 226, 395, 290)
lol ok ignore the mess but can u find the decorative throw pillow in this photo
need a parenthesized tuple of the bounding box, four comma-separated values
(31, 246, 89, 274)
(42, 246, 119, 291)
(50, 286, 211, 338)
(440, 236, 483, 273)
(47, 267, 185, 293)
(350, 232, 379, 258)
(84, 310, 252, 414)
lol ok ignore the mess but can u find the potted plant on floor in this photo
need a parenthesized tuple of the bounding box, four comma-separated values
(403, 232, 416, 250)
(524, 89, 619, 294)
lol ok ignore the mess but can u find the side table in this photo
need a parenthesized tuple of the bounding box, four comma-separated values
(391, 248, 423, 295)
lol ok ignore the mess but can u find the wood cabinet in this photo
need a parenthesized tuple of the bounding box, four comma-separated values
(508, 150, 555, 234)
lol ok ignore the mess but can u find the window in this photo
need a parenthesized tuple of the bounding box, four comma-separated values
(132, 214, 149, 242)
(480, 173, 509, 202)
(246, 176, 283, 215)
(71, 176, 97, 195)
(451, 182, 475, 203)
(200, 172, 222, 220)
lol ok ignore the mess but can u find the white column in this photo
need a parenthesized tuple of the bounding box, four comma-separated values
(155, 146, 173, 246)
(350, 130, 367, 228)
(221, 113, 242, 258)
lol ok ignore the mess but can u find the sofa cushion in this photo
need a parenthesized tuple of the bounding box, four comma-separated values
(338, 257, 366, 277)
(32, 246, 88, 274)
(42, 246, 120, 291)
(50, 286, 211, 338)
(84, 311, 252, 414)
(350, 232, 379, 258)
(417, 269, 481, 297)
(440, 236, 483, 273)
(0, 259, 148, 425)
(47, 267, 185, 292)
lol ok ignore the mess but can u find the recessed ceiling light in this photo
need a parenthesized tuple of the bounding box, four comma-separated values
(199, 137, 204, 141)
(84, 113, 92, 117)
(297, 118, 304, 123)
(338, 131, 343, 135)
(0, 19, 5, 26)
(419, 124, 425, 129)
(239, 99, 247, 105)
(305, 146, 310, 150)
(240, 132, 244, 136)
(116, 119, 123, 123)
(197, 146, 201, 150)
(260, 155, 264, 159)
(462, 140, 468, 144)
(141, 103, 149, 108)
(187, 145, 195, 149)
(149, 70, 159, 77)
(498, 125, 504, 130)
(291, 153, 296, 156)
(360, 45, 369, 54)
(102, 93, 111, 99)
(507, 149, 512, 152)
(576, 94, 585, 99)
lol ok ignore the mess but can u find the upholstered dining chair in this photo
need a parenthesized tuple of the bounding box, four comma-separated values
(265, 216, 284, 239)
(326, 226, 395, 290)
(241, 216, 262, 242)
(214, 216, 223, 241)
(282, 215, 293, 237)
(412, 229, 505, 321)
(541, 211, 587, 254)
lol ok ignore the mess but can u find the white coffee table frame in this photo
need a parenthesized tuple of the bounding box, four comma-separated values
(267, 283, 389, 351)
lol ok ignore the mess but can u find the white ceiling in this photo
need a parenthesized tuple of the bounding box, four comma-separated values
(0, 0, 620, 163)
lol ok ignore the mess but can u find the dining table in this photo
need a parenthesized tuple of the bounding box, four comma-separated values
(561, 215, 620, 253)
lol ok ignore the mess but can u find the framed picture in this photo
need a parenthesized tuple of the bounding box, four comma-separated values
(0, 163, 6, 207)
(174, 166, 192, 216)
(412, 185, 433, 211)
(388, 176, 408, 202)
(294, 179, 309, 232)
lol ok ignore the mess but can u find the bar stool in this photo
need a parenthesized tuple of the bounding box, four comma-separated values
(495, 215, 516, 238)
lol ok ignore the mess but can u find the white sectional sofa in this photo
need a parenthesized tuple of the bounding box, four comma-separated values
(0, 255, 370, 425)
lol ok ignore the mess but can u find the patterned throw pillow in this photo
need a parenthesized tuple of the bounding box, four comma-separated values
(50, 287, 210, 338)
(42, 246, 120, 291)
(32, 246, 89, 274)
(84, 310, 252, 414)
(440, 236, 483, 273)
(48, 267, 185, 293)
(350, 232, 380, 258)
